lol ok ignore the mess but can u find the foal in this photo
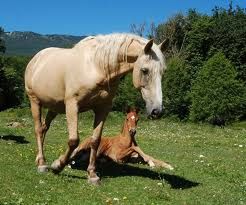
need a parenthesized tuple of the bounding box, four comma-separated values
(69, 107, 173, 170)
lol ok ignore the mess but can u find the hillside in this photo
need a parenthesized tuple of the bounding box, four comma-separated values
(2, 31, 86, 56)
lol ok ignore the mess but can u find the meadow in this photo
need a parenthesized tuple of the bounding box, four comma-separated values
(0, 108, 245, 205)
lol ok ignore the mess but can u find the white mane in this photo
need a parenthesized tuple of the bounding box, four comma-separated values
(75, 33, 165, 79)
(94, 33, 145, 71)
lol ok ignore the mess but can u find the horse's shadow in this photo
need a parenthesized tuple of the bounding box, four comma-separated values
(69, 160, 200, 189)
(0, 135, 30, 144)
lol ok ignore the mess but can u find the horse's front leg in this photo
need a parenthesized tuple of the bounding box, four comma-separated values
(87, 107, 110, 185)
(51, 98, 79, 173)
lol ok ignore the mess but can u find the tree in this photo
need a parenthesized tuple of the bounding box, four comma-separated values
(0, 27, 6, 109)
(0, 56, 30, 110)
(130, 22, 158, 39)
(156, 13, 190, 59)
(0, 27, 6, 53)
(130, 22, 146, 37)
(163, 56, 191, 119)
(190, 52, 246, 125)
(210, 5, 246, 83)
(184, 15, 215, 79)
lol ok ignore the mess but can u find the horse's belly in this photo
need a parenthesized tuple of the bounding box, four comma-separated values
(32, 90, 112, 113)
(42, 101, 66, 113)
(77, 88, 116, 112)
(29, 79, 65, 111)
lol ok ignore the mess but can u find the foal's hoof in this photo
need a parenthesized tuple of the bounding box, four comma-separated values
(88, 176, 101, 186)
(148, 160, 155, 168)
(166, 164, 174, 170)
(50, 160, 63, 174)
(37, 165, 49, 173)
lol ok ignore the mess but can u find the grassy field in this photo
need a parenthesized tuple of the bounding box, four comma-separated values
(0, 108, 245, 205)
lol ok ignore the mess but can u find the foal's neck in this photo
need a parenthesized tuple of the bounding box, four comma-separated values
(120, 118, 134, 145)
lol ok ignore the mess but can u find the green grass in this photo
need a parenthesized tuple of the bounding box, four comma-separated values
(0, 108, 245, 205)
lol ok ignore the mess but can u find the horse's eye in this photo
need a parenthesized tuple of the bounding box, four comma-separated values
(141, 68, 149, 75)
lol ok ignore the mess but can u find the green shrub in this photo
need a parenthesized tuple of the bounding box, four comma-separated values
(112, 74, 145, 111)
(163, 56, 191, 119)
(0, 56, 30, 110)
(190, 52, 246, 125)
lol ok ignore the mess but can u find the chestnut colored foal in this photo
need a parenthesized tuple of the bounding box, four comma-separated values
(69, 108, 173, 170)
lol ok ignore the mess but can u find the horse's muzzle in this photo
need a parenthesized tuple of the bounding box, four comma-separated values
(148, 108, 163, 119)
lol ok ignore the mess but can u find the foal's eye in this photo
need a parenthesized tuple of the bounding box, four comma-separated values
(141, 68, 149, 75)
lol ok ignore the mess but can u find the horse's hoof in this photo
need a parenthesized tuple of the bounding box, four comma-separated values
(37, 165, 49, 173)
(50, 160, 63, 174)
(88, 176, 101, 185)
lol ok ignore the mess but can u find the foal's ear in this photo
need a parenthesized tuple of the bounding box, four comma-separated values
(144, 39, 154, 54)
(135, 107, 140, 114)
(125, 105, 131, 113)
(159, 39, 169, 53)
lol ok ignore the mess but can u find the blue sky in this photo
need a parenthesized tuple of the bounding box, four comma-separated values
(0, 0, 245, 36)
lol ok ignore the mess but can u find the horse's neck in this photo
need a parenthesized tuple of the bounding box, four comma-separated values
(109, 39, 143, 79)
(119, 39, 142, 63)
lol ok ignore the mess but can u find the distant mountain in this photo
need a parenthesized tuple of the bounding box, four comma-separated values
(2, 31, 86, 56)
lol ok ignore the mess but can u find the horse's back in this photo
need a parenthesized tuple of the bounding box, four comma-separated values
(25, 47, 77, 110)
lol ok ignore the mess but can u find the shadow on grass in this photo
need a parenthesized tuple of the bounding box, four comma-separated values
(69, 160, 200, 189)
(60, 173, 87, 180)
(0, 135, 30, 144)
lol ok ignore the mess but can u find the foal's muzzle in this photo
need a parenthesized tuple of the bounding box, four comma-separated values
(129, 129, 136, 137)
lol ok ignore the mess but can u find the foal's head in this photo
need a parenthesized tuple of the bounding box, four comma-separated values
(125, 107, 140, 137)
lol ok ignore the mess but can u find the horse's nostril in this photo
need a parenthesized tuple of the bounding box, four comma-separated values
(150, 109, 163, 119)
(151, 109, 159, 116)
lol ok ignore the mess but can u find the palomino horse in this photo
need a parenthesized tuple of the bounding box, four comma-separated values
(69, 107, 173, 170)
(25, 33, 168, 184)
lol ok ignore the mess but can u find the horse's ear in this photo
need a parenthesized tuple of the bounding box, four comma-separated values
(144, 39, 154, 54)
(159, 39, 169, 53)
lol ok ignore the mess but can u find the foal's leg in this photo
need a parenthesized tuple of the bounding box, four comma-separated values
(69, 138, 91, 160)
(51, 98, 79, 173)
(87, 108, 109, 185)
(30, 98, 47, 172)
(131, 146, 174, 170)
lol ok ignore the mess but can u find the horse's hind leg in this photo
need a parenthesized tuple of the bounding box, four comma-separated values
(42, 110, 57, 140)
(39, 110, 57, 169)
(30, 98, 47, 172)
(30, 97, 57, 173)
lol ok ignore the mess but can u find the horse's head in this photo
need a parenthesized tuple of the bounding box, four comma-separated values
(125, 106, 140, 137)
(133, 39, 168, 119)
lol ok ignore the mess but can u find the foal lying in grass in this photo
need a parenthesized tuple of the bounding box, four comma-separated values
(69, 107, 173, 170)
